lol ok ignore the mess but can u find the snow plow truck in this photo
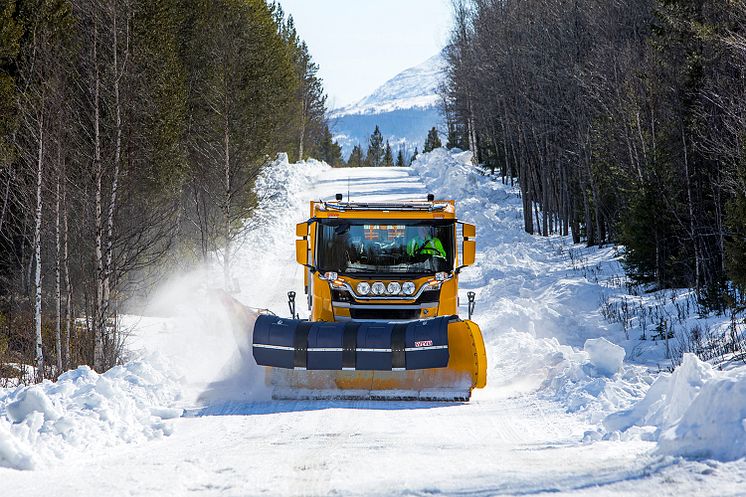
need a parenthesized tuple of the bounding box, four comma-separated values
(252, 194, 487, 401)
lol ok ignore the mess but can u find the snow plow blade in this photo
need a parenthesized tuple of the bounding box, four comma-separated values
(252, 315, 487, 401)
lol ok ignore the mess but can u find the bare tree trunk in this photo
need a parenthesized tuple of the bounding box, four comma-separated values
(34, 111, 45, 380)
(467, 96, 478, 161)
(103, 5, 126, 362)
(93, 23, 106, 371)
(62, 165, 72, 369)
(55, 155, 62, 373)
(0, 171, 10, 234)
(682, 129, 701, 295)
(298, 97, 306, 160)
(223, 112, 232, 291)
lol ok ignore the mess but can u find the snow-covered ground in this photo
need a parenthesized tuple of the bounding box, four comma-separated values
(2, 150, 746, 496)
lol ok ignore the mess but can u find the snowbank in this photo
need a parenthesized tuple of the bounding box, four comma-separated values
(585, 337, 625, 377)
(231, 154, 329, 298)
(249, 153, 330, 237)
(604, 353, 746, 460)
(0, 153, 328, 471)
(412, 149, 651, 420)
(0, 355, 181, 470)
(413, 149, 746, 461)
(130, 153, 329, 406)
(659, 366, 746, 460)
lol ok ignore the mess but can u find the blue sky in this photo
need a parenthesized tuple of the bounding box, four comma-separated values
(278, 0, 453, 108)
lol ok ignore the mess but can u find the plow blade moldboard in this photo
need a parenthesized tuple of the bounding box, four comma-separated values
(252, 315, 487, 401)
(252, 315, 450, 371)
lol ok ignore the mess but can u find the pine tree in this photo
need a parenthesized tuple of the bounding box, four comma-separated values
(317, 124, 343, 166)
(410, 146, 419, 164)
(423, 127, 442, 153)
(292, 38, 326, 161)
(366, 125, 384, 167)
(395, 149, 405, 167)
(0, 0, 22, 167)
(726, 168, 746, 292)
(383, 141, 394, 167)
(446, 127, 459, 150)
(348, 144, 364, 167)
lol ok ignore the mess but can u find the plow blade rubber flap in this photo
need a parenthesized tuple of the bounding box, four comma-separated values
(252, 315, 450, 371)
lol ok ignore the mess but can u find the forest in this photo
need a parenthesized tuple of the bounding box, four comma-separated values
(344, 125, 442, 167)
(443, 0, 746, 312)
(0, 0, 344, 381)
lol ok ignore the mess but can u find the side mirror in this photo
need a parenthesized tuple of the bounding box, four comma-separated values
(296, 239, 308, 266)
(296, 222, 312, 267)
(462, 239, 476, 266)
(458, 222, 476, 270)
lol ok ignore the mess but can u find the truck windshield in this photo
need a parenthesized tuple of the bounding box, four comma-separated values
(316, 221, 455, 275)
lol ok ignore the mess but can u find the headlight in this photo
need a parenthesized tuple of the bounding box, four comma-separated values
(435, 272, 450, 281)
(402, 281, 416, 295)
(323, 271, 338, 281)
(387, 281, 401, 295)
(371, 282, 386, 295)
(356, 282, 370, 295)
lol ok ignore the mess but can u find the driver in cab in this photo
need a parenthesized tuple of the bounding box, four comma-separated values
(406, 226, 447, 260)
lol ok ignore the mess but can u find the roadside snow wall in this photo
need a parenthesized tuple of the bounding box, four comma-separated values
(411, 149, 650, 422)
(605, 353, 746, 461)
(0, 154, 329, 471)
(414, 149, 746, 461)
(0, 356, 181, 470)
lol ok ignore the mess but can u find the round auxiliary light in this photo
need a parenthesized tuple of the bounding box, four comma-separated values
(402, 281, 416, 295)
(371, 282, 386, 296)
(356, 282, 371, 295)
(387, 281, 402, 295)
(435, 272, 449, 281)
(324, 271, 339, 281)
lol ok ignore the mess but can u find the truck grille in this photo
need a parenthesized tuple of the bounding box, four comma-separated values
(349, 308, 422, 321)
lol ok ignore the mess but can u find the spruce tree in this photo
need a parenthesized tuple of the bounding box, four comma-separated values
(383, 141, 394, 167)
(423, 127, 442, 153)
(395, 149, 405, 167)
(292, 38, 326, 161)
(0, 1, 21, 166)
(410, 147, 419, 164)
(726, 173, 746, 292)
(366, 125, 384, 167)
(446, 127, 459, 149)
(317, 124, 343, 166)
(348, 144, 364, 167)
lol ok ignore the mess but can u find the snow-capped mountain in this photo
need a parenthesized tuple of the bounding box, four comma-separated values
(333, 53, 446, 117)
(332, 53, 446, 159)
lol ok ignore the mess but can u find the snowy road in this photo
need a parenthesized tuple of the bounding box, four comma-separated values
(3, 396, 655, 496)
(4, 160, 746, 496)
